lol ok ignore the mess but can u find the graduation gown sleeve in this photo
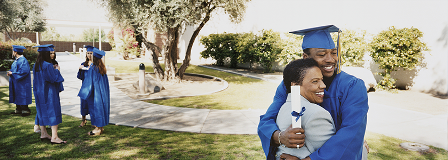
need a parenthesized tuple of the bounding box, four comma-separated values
(77, 62, 86, 80)
(9, 57, 32, 105)
(309, 72, 369, 160)
(257, 80, 287, 159)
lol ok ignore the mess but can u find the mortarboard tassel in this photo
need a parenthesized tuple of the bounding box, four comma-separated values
(337, 30, 342, 74)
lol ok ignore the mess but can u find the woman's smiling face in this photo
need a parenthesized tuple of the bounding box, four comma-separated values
(292, 66, 326, 104)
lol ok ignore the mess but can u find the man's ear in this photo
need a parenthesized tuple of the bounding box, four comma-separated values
(303, 53, 308, 59)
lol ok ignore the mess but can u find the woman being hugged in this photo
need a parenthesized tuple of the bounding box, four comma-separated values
(78, 48, 110, 136)
(76, 45, 94, 127)
(32, 44, 66, 144)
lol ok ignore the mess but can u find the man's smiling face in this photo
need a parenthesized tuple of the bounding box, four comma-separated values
(304, 48, 338, 78)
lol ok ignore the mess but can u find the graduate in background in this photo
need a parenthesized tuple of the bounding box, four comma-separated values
(8, 45, 32, 117)
(33, 44, 67, 144)
(77, 45, 94, 127)
(34, 44, 63, 133)
(258, 25, 369, 160)
(78, 48, 110, 136)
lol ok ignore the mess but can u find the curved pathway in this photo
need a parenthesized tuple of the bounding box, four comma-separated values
(58, 52, 447, 150)
(58, 52, 263, 134)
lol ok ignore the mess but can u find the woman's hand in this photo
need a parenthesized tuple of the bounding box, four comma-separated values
(281, 125, 305, 148)
(79, 65, 84, 69)
(55, 65, 60, 70)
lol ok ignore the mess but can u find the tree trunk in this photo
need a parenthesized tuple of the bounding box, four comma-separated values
(164, 27, 181, 82)
(142, 37, 164, 81)
(177, 5, 216, 79)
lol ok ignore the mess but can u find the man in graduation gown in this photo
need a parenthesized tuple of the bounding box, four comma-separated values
(8, 45, 32, 117)
(258, 25, 369, 160)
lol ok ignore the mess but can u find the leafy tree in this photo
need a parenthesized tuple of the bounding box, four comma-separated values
(0, 0, 46, 40)
(100, 0, 250, 81)
(82, 28, 106, 42)
(41, 27, 78, 41)
(369, 26, 429, 90)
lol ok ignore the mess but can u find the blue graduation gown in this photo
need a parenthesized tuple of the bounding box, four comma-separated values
(9, 56, 32, 105)
(258, 71, 369, 160)
(52, 61, 64, 92)
(33, 61, 64, 126)
(78, 65, 110, 127)
(77, 62, 91, 116)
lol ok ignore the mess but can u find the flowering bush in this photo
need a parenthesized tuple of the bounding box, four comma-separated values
(117, 27, 140, 59)
(107, 29, 115, 49)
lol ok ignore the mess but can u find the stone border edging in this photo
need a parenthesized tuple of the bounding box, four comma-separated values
(135, 72, 229, 101)
(198, 65, 268, 81)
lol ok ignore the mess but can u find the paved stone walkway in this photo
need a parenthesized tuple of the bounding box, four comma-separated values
(56, 52, 447, 150)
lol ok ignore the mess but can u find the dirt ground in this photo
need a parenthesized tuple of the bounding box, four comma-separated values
(110, 73, 227, 100)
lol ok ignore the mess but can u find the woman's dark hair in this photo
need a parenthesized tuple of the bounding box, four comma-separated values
(93, 56, 107, 75)
(283, 58, 319, 93)
(51, 52, 58, 65)
(83, 52, 91, 67)
(34, 51, 52, 72)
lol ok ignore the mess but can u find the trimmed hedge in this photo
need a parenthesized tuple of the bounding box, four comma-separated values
(0, 41, 39, 71)
(200, 30, 283, 72)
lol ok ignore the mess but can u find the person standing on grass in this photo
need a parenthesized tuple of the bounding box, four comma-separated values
(32, 44, 66, 144)
(8, 45, 32, 117)
(258, 25, 369, 160)
(76, 45, 94, 127)
(34, 44, 64, 133)
(78, 48, 110, 136)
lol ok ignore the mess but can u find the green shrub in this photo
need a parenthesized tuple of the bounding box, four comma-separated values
(256, 30, 282, 73)
(0, 41, 38, 71)
(332, 29, 368, 67)
(200, 33, 239, 67)
(236, 32, 258, 69)
(369, 26, 429, 90)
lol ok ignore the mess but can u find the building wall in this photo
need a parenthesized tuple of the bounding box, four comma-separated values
(177, 0, 448, 95)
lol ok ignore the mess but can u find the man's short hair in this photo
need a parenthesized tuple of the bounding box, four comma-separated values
(15, 51, 24, 55)
(283, 58, 319, 93)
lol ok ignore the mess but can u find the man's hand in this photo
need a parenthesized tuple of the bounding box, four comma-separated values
(280, 153, 299, 160)
(7, 71, 12, 76)
(281, 125, 305, 148)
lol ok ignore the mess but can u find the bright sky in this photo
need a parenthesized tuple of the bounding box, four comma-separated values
(43, 0, 112, 37)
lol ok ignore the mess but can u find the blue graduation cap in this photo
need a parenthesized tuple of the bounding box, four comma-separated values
(12, 45, 26, 52)
(92, 48, 106, 59)
(84, 45, 95, 52)
(32, 44, 52, 52)
(47, 44, 55, 51)
(289, 25, 342, 73)
(289, 25, 339, 50)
